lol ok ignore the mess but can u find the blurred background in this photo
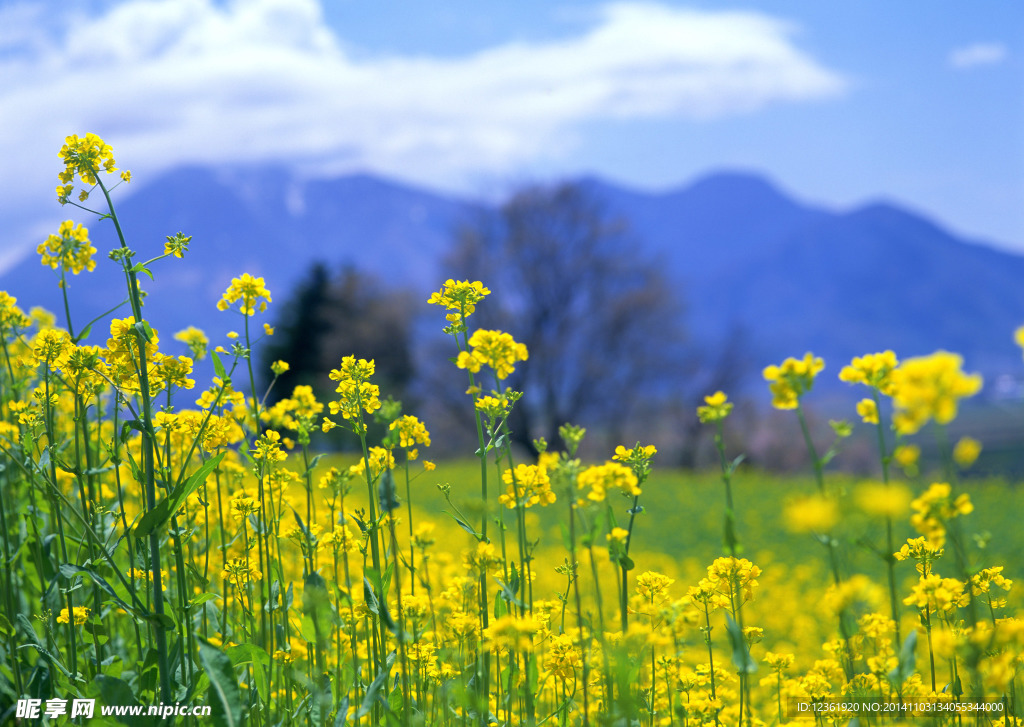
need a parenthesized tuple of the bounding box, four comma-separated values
(2, 0, 1023, 469)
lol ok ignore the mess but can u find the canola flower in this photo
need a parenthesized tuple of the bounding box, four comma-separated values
(217, 273, 272, 315)
(37, 221, 96, 275)
(56, 606, 90, 626)
(456, 329, 528, 380)
(763, 352, 824, 409)
(889, 350, 982, 434)
(696, 390, 732, 423)
(839, 350, 899, 395)
(427, 279, 490, 323)
(4, 140, 1024, 725)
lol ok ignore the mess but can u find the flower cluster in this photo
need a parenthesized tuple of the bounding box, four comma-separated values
(498, 463, 556, 509)
(576, 461, 640, 502)
(57, 132, 128, 192)
(456, 329, 528, 380)
(323, 357, 381, 434)
(889, 351, 982, 434)
(217, 273, 272, 316)
(37, 221, 96, 276)
(909, 482, 973, 548)
(697, 390, 732, 423)
(762, 353, 824, 409)
(838, 350, 899, 394)
(427, 279, 490, 323)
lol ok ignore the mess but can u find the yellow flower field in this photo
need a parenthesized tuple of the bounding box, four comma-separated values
(0, 134, 1021, 726)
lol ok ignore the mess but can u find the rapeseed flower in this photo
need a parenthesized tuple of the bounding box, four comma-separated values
(697, 390, 732, 423)
(544, 633, 581, 682)
(839, 351, 899, 394)
(853, 481, 912, 519)
(56, 606, 91, 625)
(889, 351, 981, 434)
(427, 279, 490, 323)
(325, 356, 381, 433)
(57, 133, 122, 188)
(903, 574, 969, 613)
(763, 353, 824, 409)
(456, 329, 528, 380)
(910, 482, 973, 548)
(576, 461, 640, 502)
(38, 221, 96, 275)
(498, 463, 555, 508)
(389, 415, 431, 450)
(783, 494, 838, 533)
(174, 326, 208, 360)
(953, 436, 982, 468)
(217, 273, 272, 315)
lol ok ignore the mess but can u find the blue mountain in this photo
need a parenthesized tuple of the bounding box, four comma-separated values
(4, 166, 1022, 388)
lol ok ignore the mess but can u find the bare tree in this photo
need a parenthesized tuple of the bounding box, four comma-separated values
(446, 181, 687, 451)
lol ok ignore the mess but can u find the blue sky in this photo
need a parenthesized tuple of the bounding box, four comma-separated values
(1, 0, 1021, 268)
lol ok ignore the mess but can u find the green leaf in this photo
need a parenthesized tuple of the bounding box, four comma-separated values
(197, 636, 242, 727)
(378, 468, 400, 513)
(494, 577, 525, 609)
(888, 631, 917, 686)
(356, 651, 396, 718)
(135, 451, 225, 538)
(59, 564, 138, 615)
(211, 349, 227, 381)
(446, 512, 483, 540)
(333, 696, 350, 727)
(95, 675, 145, 727)
(223, 643, 269, 703)
(725, 612, 757, 674)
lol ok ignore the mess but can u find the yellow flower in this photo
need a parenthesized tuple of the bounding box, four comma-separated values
(763, 353, 824, 409)
(498, 463, 555, 509)
(784, 494, 838, 533)
(855, 398, 878, 424)
(217, 273, 272, 315)
(952, 436, 981, 468)
(58, 132, 120, 187)
(37, 221, 96, 275)
(910, 482, 973, 548)
(903, 574, 969, 613)
(1015, 324, 1024, 357)
(705, 556, 761, 603)
(606, 527, 629, 548)
(174, 326, 208, 360)
(456, 329, 528, 380)
(853, 481, 912, 519)
(544, 633, 581, 682)
(839, 351, 899, 394)
(427, 279, 490, 323)
(389, 415, 431, 449)
(893, 444, 920, 468)
(163, 232, 191, 259)
(635, 571, 675, 604)
(263, 323, 275, 336)
(697, 390, 732, 423)
(889, 351, 981, 434)
(326, 357, 381, 431)
(349, 446, 395, 481)
(252, 430, 287, 464)
(56, 606, 91, 625)
(576, 461, 640, 502)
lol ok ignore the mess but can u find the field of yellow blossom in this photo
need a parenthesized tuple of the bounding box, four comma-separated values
(0, 134, 1021, 727)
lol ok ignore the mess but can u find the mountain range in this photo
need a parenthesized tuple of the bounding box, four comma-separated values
(3, 166, 1023, 393)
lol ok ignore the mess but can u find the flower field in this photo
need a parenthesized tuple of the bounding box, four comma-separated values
(0, 135, 1021, 726)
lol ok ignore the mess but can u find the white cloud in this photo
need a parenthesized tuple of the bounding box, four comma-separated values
(949, 42, 1008, 69)
(0, 0, 845, 246)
